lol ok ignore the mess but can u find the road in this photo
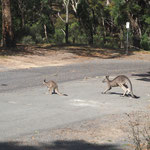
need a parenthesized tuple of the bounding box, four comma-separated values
(0, 59, 150, 93)
(0, 59, 150, 149)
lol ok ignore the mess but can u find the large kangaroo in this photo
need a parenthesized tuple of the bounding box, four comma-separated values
(102, 75, 139, 98)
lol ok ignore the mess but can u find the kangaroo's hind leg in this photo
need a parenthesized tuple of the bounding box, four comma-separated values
(48, 87, 53, 95)
(119, 84, 128, 97)
(123, 84, 130, 96)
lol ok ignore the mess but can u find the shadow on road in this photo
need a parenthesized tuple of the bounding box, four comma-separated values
(132, 72, 150, 82)
(0, 140, 123, 150)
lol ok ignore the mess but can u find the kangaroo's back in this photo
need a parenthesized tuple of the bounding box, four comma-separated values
(106, 75, 129, 87)
(111, 75, 130, 85)
(43, 79, 58, 88)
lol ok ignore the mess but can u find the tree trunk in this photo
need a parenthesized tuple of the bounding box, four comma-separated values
(58, 0, 70, 44)
(127, 12, 142, 48)
(44, 24, 48, 41)
(65, 22, 69, 44)
(65, 0, 69, 44)
(88, 28, 93, 45)
(1, 0, 15, 47)
(18, 0, 25, 28)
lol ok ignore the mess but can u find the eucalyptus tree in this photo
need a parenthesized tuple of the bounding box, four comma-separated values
(77, 0, 96, 45)
(111, 0, 150, 49)
(58, 0, 70, 44)
(71, 0, 80, 14)
(12, 0, 56, 43)
(1, 0, 15, 47)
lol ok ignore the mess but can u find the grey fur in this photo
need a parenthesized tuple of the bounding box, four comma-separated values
(102, 75, 138, 98)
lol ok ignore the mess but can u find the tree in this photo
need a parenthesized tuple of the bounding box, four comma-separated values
(71, 0, 80, 14)
(0, 0, 149, 49)
(1, 0, 15, 47)
(77, 0, 97, 45)
(58, 0, 70, 44)
(111, 0, 150, 49)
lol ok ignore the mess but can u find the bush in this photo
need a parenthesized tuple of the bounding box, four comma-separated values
(18, 23, 53, 44)
(93, 34, 104, 47)
(35, 33, 45, 43)
(21, 35, 35, 45)
(140, 34, 150, 50)
(53, 29, 65, 44)
(126, 112, 150, 150)
(69, 22, 86, 44)
(103, 36, 120, 49)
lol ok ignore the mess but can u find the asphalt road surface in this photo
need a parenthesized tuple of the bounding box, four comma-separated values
(0, 59, 150, 149)
(0, 59, 150, 93)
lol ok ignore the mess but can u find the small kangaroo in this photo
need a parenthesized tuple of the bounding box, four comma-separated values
(102, 75, 139, 98)
(43, 79, 68, 96)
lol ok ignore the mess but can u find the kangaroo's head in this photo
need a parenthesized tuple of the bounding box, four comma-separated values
(102, 76, 109, 83)
(106, 76, 109, 79)
(43, 79, 46, 84)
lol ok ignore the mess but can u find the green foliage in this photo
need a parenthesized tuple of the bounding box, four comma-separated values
(0, 0, 150, 50)
(21, 36, 35, 45)
(145, 17, 150, 24)
(77, 0, 95, 44)
(69, 21, 83, 43)
(93, 34, 104, 47)
(53, 29, 65, 44)
(111, 0, 127, 25)
(140, 34, 150, 50)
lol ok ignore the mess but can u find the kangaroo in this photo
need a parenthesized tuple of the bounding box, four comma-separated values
(102, 75, 139, 98)
(43, 79, 68, 96)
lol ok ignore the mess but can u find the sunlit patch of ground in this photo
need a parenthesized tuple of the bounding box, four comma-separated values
(0, 44, 150, 70)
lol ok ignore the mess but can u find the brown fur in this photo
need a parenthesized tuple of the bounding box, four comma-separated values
(43, 79, 68, 96)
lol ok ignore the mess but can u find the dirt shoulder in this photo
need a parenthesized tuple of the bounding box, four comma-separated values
(0, 44, 150, 70)
(13, 112, 150, 150)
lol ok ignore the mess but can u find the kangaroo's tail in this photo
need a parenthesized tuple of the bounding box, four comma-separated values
(126, 77, 139, 99)
(132, 94, 140, 99)
(55, 88, 68, 96)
